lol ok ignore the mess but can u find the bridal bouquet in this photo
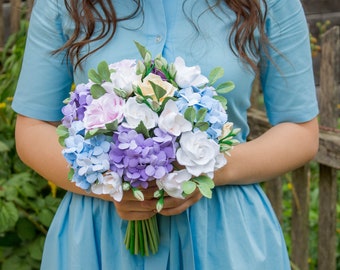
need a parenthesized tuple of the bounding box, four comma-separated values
(57, 42, 240, 256)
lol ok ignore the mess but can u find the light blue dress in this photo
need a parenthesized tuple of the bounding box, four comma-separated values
(12, 0, 318, 269)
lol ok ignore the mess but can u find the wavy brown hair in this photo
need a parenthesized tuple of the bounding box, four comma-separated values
(56, 0, 268, 71)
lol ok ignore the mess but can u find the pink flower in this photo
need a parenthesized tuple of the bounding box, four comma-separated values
(83, 93, 125, 130)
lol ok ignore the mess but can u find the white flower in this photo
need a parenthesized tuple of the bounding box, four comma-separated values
(176, 131, 226, 177)
(108, 59, 142, 96)
(158, 100, 192, 136)
(91, 171, 123, 201)
(123, 96, 158, 129)
(173, 57, 209, 88)
(156, 169, 192, 199)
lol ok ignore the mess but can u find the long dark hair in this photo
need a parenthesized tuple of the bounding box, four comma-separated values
(56, 0, 268, 71)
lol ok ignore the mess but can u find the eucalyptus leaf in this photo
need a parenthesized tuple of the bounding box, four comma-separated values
(215, 81, 235, 94)
(208, 67, 224, 85)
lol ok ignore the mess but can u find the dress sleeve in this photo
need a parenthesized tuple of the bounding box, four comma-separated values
(12, 0, 73, 121)
(260, 0, 319, 125)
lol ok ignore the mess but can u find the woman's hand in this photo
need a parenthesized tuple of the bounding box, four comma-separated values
(112, 182, 202, 220)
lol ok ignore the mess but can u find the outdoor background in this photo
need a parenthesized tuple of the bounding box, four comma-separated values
(0, 0, 339, 269)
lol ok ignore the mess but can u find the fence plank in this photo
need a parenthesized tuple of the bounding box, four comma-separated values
(317, 26, 339, 270)
(291, 165, 310, 270)
(264, 177, 283, 224)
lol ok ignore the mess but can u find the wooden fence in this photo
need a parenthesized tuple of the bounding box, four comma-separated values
(0, 1, 339, 270)
(248, 26, 340, 270)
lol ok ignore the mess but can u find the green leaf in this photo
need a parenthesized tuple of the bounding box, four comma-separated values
(56, 124, 69, 138)
(97, 61, 111, 82)
(28, 236, 45, 261)
(0, 141, 10, 152)
(37, 208, 54, 227)
(135, 121, 150, 138)
(182, 181, 196, 195)
(215, 81, 235, 94)
(194, 122, 209, 131)
(88, 69, 102, 84)
(149, 81, 167, 101)
(197, 183, 213, 199)
(105, 120, 118, 131)
(90, 84, 106, 99)
(0, 201, 19, 233)
(184, 107, 196, 123)
(208, 67, 224, 85)
(16, 218, 36, 241)
(213, 95, 228, 110)
(194, 175, 215, 188)
(196, 108, 207, 122)
(134, 41, 149, 59)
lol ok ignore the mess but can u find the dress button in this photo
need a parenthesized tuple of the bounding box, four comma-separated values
(155, 35, 162, 43)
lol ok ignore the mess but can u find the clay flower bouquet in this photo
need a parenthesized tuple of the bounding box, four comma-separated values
(57, 42, 240, 256)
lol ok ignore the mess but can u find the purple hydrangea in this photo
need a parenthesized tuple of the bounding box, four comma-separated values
(61, 83, 93, 128)
(109, 126, 176, 189)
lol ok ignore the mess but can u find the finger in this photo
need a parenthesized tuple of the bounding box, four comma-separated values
(159, 191, 202, 216)
(116, 209, 156, 221)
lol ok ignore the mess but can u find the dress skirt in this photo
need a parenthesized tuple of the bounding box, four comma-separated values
(41, 184, 290, 270)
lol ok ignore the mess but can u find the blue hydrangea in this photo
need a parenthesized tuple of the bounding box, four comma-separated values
(175, 86, 228, 140)
(62, 125, 111, 190)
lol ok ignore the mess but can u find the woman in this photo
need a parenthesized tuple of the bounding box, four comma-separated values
(13, 0, 319, 269)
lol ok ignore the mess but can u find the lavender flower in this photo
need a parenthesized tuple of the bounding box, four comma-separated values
(109, 126, 176, 189)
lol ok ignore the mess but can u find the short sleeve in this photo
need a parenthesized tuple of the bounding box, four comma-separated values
(260, 0, 319, 125)
(12, 0, 73, 121)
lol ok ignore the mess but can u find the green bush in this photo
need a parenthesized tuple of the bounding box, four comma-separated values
(0, 21, 64, 270)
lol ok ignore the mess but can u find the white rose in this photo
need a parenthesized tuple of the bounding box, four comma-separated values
(156, 169, 192, 199)
(109, 59, 142, 96)
(176, 131, 226, 177)
(158, 100, 192, 136)
(91, 171, 123, 201)
(173, 57, 209, 88)
(123, 96, 158, 129)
